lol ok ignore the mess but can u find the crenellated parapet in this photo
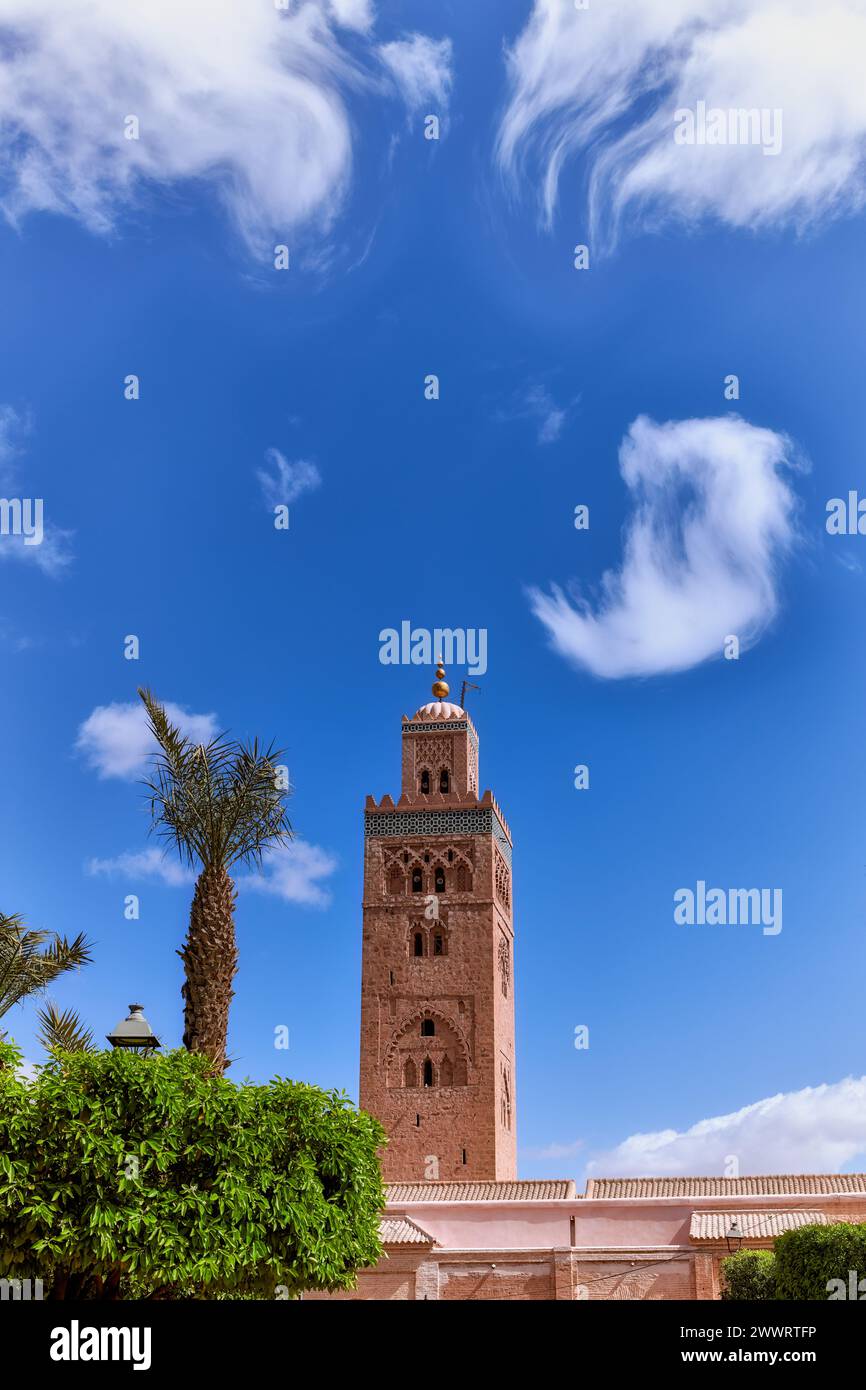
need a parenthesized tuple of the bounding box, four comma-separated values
(365, 790, 512, 861)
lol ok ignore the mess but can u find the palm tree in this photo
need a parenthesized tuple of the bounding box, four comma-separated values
(0, 911, 93, 1029)
(138, 688, 293, 1073)
(35, 1001, 95, 1053)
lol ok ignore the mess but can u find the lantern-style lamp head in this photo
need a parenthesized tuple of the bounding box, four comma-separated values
(725, 1217, 743, 1254)
(106, 1003, 160, 1053)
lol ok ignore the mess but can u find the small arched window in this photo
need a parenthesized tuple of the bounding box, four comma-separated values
(420, 769, 430, 794)
(433, 932, 444, 956)
(421, 1018, 435, 1037)
(434, 867, 445, 894)
(423, 1059, 434, 1087)
(411, 867, 423, 893)
(439, 769, 450, 793)
(403, 1058, 417, 1088)
(413, 931, 424, 957)
(455, 862, 472, 892)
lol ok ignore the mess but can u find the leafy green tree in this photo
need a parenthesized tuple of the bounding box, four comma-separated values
(0, 911, 92, 1036)
(720, 1248, 777, 1300)
(0, 1040, 384, 1299)
(138, 689, 293, 1073)
(774, 1222, 866, 1300)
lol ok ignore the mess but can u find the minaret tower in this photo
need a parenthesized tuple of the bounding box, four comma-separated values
(360, 663, 516, 1182)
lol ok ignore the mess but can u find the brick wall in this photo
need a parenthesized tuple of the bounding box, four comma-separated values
(307, 1247, 697, 1301)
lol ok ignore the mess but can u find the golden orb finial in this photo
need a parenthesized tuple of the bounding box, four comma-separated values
(431, 658, 449, 701)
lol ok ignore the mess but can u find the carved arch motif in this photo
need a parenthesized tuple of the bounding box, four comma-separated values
(498, 934, 511, 996)
(385, 1007, 471, 1090)
(494, 847, 511, 910)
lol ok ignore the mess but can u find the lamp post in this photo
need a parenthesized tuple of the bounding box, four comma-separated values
(725, 1217, 743, 1255)
(106, 1003, 161, 1054)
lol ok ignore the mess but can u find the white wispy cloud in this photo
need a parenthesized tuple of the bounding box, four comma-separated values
(75, 700, 219, 779)
(86, 847, 195, 888)
(0, 1, 452, 256)
(0, 404, 74, 576)
(0, 406, 20, 468)
(588, 1078, 866, 1177)
(328, 0, 374, 33)
(497, 0, 866, 252)
(529, 415, 801, 679)
(0, 526, 74, 577)
(256, 449, 322, 510)
(379, 34, 453, 116)
(499, 383, 577, 445)
(88, 838, 338, 907)
(522, 1139, 585, 1161)
(239, 841, 338, 908)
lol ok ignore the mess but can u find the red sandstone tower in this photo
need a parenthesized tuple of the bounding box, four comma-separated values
(360, 663, 517, 1182)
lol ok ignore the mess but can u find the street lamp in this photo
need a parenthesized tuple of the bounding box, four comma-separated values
(725, 1218, 743, 1254)
(106, 1003, 161, 1054)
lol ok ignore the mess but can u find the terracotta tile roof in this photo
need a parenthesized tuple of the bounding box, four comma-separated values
(379, 1215, 436, 1246)
(586, 1174, 866, 1199)
(385, 1179, 576, 1203)
(691, 1210, 829, 1241)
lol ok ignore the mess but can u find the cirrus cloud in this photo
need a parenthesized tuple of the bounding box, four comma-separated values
(379, 34, 454, 116)
(257, 449, 321, 510)
(528, 414, 802, 679)
(497, 0, 866, 252)
(0, 404, 74, 576)
(0, 0, 453, 256)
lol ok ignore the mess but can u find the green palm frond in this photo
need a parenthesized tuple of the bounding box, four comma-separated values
(0, 912, 94, 1020)
(137, 687, 294, 872)
(36, 1001, 95, 1054)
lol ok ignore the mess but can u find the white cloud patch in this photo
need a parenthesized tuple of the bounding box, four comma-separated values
(86, 847, 195, 888)
(529, 415, 801, 679)
(257, 448, 321, 510)
(0, 404, 73, 576)
(0, 406, 21, 469)
(379, 34, 453, 115)
(87, 838, 338, 907)
(522, 1139, 585, 1161)
(589, 1078, 866, 1177)
(0, 522, 74, 577)
(497, 0, 866, 251)
(239, 841, 338, 908)
(75, 700, 219, 779)
(499, 383, 577, 445)
(0, 1, 450, 255)
(328, 0, 374, 33)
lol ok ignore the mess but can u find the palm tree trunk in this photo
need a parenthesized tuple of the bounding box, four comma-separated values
(178, 864, 238, 1073)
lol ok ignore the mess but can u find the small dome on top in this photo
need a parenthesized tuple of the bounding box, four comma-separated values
(413, 700, 465, 721)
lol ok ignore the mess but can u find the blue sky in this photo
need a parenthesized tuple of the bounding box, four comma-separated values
(2, 0, 866, 1182)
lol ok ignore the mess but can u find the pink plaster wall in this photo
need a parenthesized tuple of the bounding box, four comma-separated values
(391, 1193, 866, 1252)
